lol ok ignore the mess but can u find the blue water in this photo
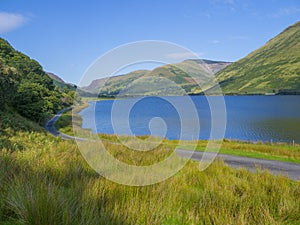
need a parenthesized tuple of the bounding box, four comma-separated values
(79, 95, 300, 143)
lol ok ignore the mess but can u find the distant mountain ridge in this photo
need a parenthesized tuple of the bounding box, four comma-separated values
(82, 59, 231, 96)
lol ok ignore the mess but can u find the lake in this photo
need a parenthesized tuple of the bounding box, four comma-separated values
(79, 95, 300, 144)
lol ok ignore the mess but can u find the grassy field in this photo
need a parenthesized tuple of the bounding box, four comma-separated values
(0, 129, 300, 224)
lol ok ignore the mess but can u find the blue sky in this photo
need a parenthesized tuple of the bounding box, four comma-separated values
(1, 0, 299, 85)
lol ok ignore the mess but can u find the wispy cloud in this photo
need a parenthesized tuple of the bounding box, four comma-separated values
(166, 52, 204, 60)
(270, 7, 300, 18)
(0, 12, 27, 34)
(211, 40, 221, 44)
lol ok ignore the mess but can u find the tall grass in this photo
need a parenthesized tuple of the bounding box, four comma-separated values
(0, 131, 299, 224)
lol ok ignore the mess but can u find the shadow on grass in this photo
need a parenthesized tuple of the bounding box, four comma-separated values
(0, 151, 129, 225)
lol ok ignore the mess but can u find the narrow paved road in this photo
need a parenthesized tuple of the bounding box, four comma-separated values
(176, 150, 300, 180)
(46, 110, 300, 181)
(45, 108, 75, 140)
(45, 108, 89, 142)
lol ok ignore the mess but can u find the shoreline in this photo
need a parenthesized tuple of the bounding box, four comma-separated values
(46, 107, 300, 180)
(82, 94, 300, 99)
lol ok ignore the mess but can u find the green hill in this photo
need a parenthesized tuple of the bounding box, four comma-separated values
(82, 60, 231, 96)
(0, 38, 76, 125)
(83, 70, 149, 96)
(214, 21, 300, 95)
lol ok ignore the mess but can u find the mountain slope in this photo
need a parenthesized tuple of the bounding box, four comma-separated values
(47, 72, 65, 83)
(215, 21, 300, 94)
(0, 38, 76, 124)
(83, 70, 149, 96)
(46, 72, 95, 97)
(82, 59, 231, 96)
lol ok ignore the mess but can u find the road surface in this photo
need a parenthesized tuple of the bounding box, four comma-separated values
(176, 149, 300, 180)
(45, 108, 87, 141)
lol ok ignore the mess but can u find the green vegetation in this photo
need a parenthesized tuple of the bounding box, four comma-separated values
(47, 72, 93, 98)
(0, 38, 78, 124)
(82, 60, 230, 96)
(178, 139, 300, 164)
(214, 21, 300, 94)
(82, 70, 148, 96)
(1, 127, 300, 224)
(54, 103, 89, 136)
(0, 110, 45, 151)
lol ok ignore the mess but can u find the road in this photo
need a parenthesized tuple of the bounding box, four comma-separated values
(45, 108, 87, 141)
(46, 110, 300, 181)
(176, 149, 300, 180)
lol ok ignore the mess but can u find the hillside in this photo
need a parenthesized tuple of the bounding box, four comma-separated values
(0, 38, 76, 124)
(82, 59, 231, 96)
(214, 21, 300, 95)
(46, 72, 78, 91)
(83, 70, 149, 96)
(46, 71, 93, 97)
(47, 72, 65, 83)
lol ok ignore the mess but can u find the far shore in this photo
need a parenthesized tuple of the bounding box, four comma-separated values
(80, 93, 300, 101)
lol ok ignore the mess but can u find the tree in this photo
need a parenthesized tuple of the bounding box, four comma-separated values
(14, 82, 51, 123)
(0, 58, 19, 109)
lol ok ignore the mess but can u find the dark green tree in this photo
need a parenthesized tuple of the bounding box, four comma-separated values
(14, 82, 53, 124)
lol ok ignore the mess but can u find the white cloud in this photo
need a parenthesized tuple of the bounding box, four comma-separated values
(0, 12, 27, 34)
(166, 52, 204, 60)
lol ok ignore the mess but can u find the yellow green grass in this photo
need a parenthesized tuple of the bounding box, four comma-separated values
(0, 131, 300, 225)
